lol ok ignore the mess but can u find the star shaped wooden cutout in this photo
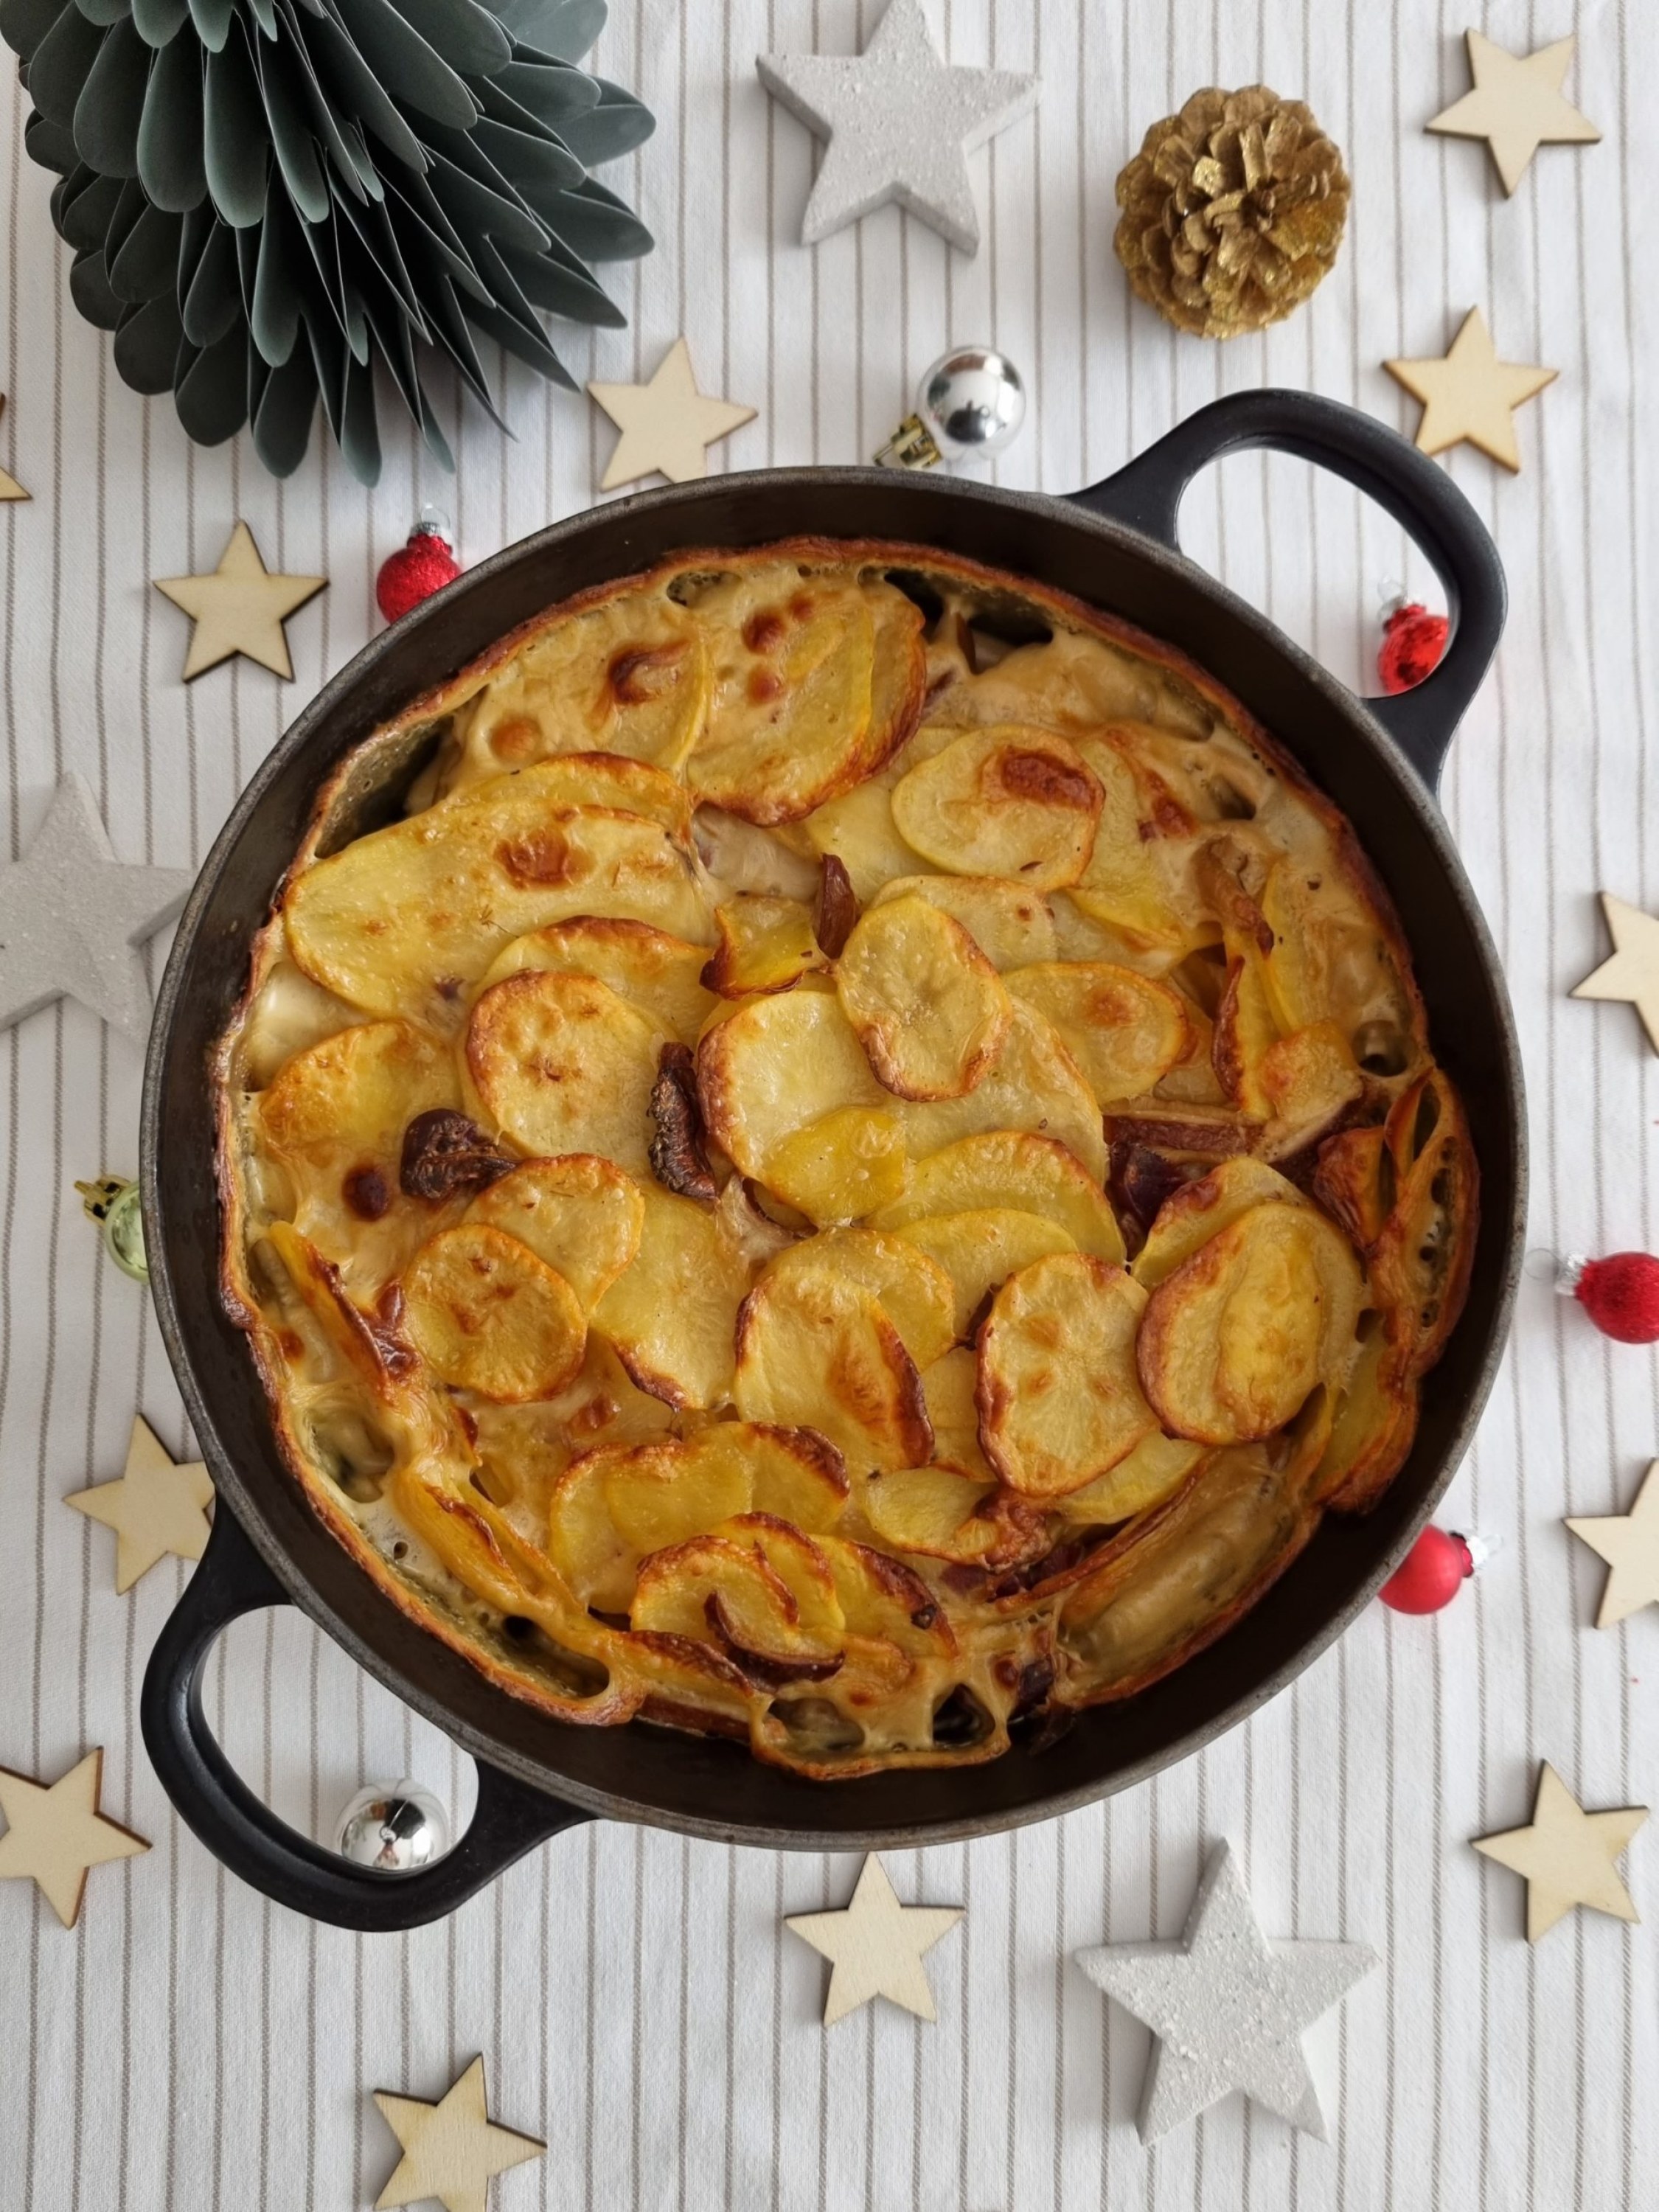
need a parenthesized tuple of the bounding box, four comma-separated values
(154, 521, 327, 681)
(1427, 31, 1599, 196)
(65, 1415, 214, 1595)
(1473, 1762, 1646, 1942)
(785, 1853, 962, 2025)
(1383, 307, 1556, 470)
(0, 394, 28, 501)
(1571, 893, 1659, 1054)
(588, 339, 756, 492)
(0, 1749, 149, 1927)
(373, 2055, 543, 2212)
(1568, 1461, 1659, 1630)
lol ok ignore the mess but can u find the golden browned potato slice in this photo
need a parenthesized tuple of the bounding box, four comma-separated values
(544, 1441, 646, 1612)
(762, 1107, 911, 1224)
(479, 918, 717, 1042)
(448, 595, 709, 787)
(470, 1337, 673, 1540)
(1057, 1431, 1205, 1524)
(716, 1512, 846, 1646)
(895, 1001, 1108, 1181)
(835, 895, 1012, 1102)
(466, 1154, 644, 1310)
(978, 1252, 1156, 1498)
(1257, 1020, 1366, 1159)
(285, 779, 709, 1026)
(734, 1263, 933, 1473)
(858, 578, 930, 775)
(894, 1208, 1076, 1338)
(1260, 857, 1418, 1048)
(686, 568, 877, 824)
(891, 724, 1103, 890)
(1068, 734, 1198, 950)
(456, 750, 694, 835)
(762, 1228, 956, 1370)
(631, 1531, 844, 1680)
(1211, 946, 1282, 1116)
(816, 1536, 956, 1658)
(803, 776, 930, 902)
(862, 1464, 999, 1564)
(1136, 1202, 1366, 1444)
(872, 874, 1059, 970)
(465, 970, 668, 1175)
(732, 1425, 850, 1530)
(921, 1347, 995, 1480)
(695, 984, 886, 1179)
(873, 1129, 1124, 1265)
(1368, 1068, 1477, 1377)
(402, 1223, 587, 1401)
(591, 1186, 752, 1409)
(1130, 1157, 1308, 1289)
(703, 894, 827, 998)
(1004, 961, 1191, 1106)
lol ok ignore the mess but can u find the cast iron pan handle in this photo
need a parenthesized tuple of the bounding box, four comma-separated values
(140, 1503, 591, 1931)
(1067, 389, 1506, 792)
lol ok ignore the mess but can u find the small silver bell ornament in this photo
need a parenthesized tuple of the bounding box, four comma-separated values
(874, 345, 1026, 470)
(333, 1778, 451, 1872)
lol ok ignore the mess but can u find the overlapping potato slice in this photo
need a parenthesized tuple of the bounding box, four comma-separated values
(761, 1228, 956, 1370)
(1259, 856, 1417, 1049)
(894, 1208, 1074, 1339)
(872, 1129, 1124, 1265)
(1131, 1158, 1308, 1288)
(817, 1535, 956, 1658)
(872, 873, 1058, 970)
(977, 1252, 1156, 1497)
(401, 1223, 588, 1402)
(891, 724, 1103, 889)
(448, 596, 709, 787)
(1136, 1202, 1365, 1444)
(1310, 1317, 1417, 1512)
(696, 984, 885, 1175)
(921, 1347, 995, 1479)
(803, 776, 930, 902)
(703, 894, 827, 998)
(466, 1155, 644, 1310)
(895, 1003, 1109, 1181)
(858, 579, 931, 775)
(1057, 1431, 1206, 1525)
(631, 1528, 845, 1681)
(591, 1186, 752, 1409)
(459, 751, 695, 835)
(1211, 943, 1282, 1116)
(763, 1106, 911, 1224)
(1366, 1068, 1476, 1375)
(1069, 734, 1200, 950)
(836, 895, 1012, 1101)
(734, 1263, 933, 1472)
(1004, 961, 1190, 1107)
(479, 918, 717, 1042)
(465, 970, 668, 1175)
(468, 1338, 674, 1545)
(285, 777, 709, 1025)
(1256, 1020, 1366, 1159)
(863, 1465, 1000, 1566)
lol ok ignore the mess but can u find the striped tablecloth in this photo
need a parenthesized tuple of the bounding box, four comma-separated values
(2, 2, 1655, 2206)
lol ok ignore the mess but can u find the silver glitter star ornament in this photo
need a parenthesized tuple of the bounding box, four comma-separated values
(0, 776, 193, 1054)
(1075, 1843, 1377, 2142)
(758, 0, 1040, 255)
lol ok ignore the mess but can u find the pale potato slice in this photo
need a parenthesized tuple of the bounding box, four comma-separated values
(1131, 1157, 1308, 1289)
(401, 1223, 587, 1402)
(894, 1208, 1076, 1339)
(591, 1186, 752, 1410)
(466, 1155, 644, 1310)
(762, 1107, 911, 1224)
(835, 895, 1012, 1102)
(1004, 961, 1191, 1106)
(703, 894, 827, 998)
(1057, 1431, 1206, 1524)
(448, 596, 708, 787)
(921, 1347, 995, 1480)
(858, 577, 930, 774)
(891, 724, 1103, 890)
(545, 1441, 644, 1612)
(470, 1337, 673, 1544)
(1136, 1203, 1366, 1445)
(450, 750, 693, 835)
(977, 1252, 1156, 1498)
(762, 1228, 956, 1370)
(1068, 734, 1197, 950)
(285, 779, 709, 1026)
(873, 1129, 1124, 1265)
(631, 1533, 843, 1679)
(734, 1425, 850, 1530)
(894, 1001, 1108, 1182)
(239, 959, 365, 1087)
(1211, 945, 1282, 1115)
(479, 918, 717, 1042)
(873, 874, 1058, 970)
(803, 776, 930, 902)
(465, 970, 669, 1175)
(734, 1263, 933, 1473)
(696, 985, 886, 1179)
(863, 1464, 999, 1564)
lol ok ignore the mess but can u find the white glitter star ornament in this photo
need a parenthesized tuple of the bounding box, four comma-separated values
(1075, 1843, 1377, 2142)
(0, 775, 194, 1054)
(757, 0, 1040, 255)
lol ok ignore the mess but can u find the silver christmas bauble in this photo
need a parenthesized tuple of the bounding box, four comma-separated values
(333, 1778, 450, 1872)
(875, 345, 1026, 470)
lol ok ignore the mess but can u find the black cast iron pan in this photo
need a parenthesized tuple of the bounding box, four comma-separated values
(139, 389, 1525, 1930)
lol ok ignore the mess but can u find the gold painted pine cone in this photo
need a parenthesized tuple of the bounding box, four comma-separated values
(1115, 86, 1350, 338)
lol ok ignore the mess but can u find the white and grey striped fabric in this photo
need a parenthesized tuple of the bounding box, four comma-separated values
(1, 1, 1655, 2205)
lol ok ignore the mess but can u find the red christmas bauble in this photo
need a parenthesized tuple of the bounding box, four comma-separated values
(376, 524, 461, 624)
(1571, 1251, 1659, 1344)
(1378, 602, 1449, 695)
(1379, 1526, 1475, 1613)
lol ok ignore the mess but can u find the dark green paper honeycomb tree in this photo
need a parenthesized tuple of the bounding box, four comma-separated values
(1, 0, 654, 480)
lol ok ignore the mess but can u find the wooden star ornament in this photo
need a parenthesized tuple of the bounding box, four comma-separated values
(154, 521, 326, 681)
(0, 1749, 149, 1927)
(786, 1854, 963, 2025)
(1568, 1461, 1659, 1630)
(588, 339, 756, 492)
(373, 2056, 543, 2212)
(1572, 894, 1659, 1054)
(1473, 1763, 1646, 1941)
(66, 1415, 213, 1595)
(1383, 307, 1555, 470)
(1427, 32, 1599, 196)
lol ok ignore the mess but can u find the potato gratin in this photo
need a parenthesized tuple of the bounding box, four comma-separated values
(219, 540, 1477, 1778)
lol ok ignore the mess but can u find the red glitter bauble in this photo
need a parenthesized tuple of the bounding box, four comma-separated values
(376, 525, 461, 623)
(1379, 1526, 1475, 1614)
(1572, 1252, 1659, 1345)
(1378, 601, 1450, 695)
